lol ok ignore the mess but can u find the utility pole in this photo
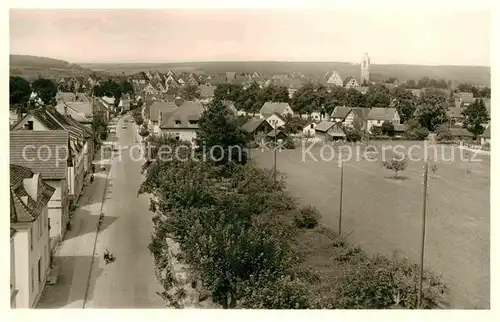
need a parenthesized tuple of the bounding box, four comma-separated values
(339, 161, 344, 235)
(273, 120, 278, 182)
(417, 160, 429, 308)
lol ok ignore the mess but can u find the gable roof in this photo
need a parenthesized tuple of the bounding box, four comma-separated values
(199, 85, 215, 98)
(367, 108, 398, 121)
(55, 102, 93, 123)
(447, 107, 463, 119)
(10, 164, 55, 223)
(160, 101, 205, 129)
(331, 106, 352, 119)
(10, 130, 69, 180)
(242, 118, 270, 134)
(349, 107, 371, 121)
(149, 101, 178, 122)
(315, 120, 337, 132)
(457, 92, 475, 104)
(450, 127, 474, 138)
(56, 92, 90, 103)
(483, 125, 490, 138)
(259, 102, 292, 116)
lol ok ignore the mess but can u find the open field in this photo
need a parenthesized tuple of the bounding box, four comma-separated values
(251, 140, 490, 309)
(81, 61, 490, 86)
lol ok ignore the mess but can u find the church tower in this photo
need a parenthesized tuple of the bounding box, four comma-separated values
(360, 52, 371, 86)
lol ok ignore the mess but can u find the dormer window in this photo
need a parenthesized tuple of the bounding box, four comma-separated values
(189, 120, 198, 125)
(175, 120, 181, 125)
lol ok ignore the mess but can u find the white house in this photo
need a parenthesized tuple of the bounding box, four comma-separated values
(324, 70, 343, 86)
(148, 101, 178, 136)
(259, 102, 294, 119)
(343, 77, 359, 88)
(367, 108, 400, 133)
(302, 121, 318, 138)
(160, 101, 205, 142)
(265, 112, 286, 129)
(10, 165, 55, 308)
(11, 228, 18, 307)
(10, 130, 70, 249)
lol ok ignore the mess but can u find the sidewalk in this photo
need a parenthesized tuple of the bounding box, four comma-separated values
(36, 153, 111, 308)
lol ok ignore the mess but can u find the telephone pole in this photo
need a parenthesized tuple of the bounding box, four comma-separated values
(339, 161, 344, 235)
(273, 120, 278, 182)
(417, 160, 429, 308)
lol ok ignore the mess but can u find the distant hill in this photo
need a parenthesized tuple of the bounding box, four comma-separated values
(10, 54, 105, 81)
(81, 61, 491, 86)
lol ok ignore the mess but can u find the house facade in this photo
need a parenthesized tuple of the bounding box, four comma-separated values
(11, 228, 18, 307)
(265, 113, 286, 129)
(259, 102, 294, 119)
(160, 101, 205, 142)
(10, 165, 55, 308)
(11, 107, 93, 202)
(324, 70, 343, 86)
(10, 130, 70, 248)
(367, 108, 400, 133)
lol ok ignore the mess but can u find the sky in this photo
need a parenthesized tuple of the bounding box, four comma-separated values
(9, 9, 491, 66)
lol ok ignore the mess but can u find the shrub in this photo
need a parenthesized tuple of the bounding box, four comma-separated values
(381, 121, 395, 136)
(382, 155, 408, 178)
(283, 137, 296, 149)
(435, 124, 453, 142)
(404, 120, 429, 140)
(294, 205, 321, 229)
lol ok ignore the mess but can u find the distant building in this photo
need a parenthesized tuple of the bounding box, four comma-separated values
(360, 52, 371, 86)
(324, 70, 343, 86)
(259, 102, 294, 119)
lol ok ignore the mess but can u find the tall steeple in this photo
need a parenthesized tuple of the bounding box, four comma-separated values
(361, 52, 371, 86)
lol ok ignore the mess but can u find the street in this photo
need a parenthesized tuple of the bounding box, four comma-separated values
(83, 116, 165, 308)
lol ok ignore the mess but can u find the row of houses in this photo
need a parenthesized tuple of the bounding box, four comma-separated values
(8, 90, 110, 308)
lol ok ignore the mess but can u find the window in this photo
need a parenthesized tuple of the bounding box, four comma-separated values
(38, 258, 42, 284)
(175, 120, 181, 125)
(30, 227, 33, 249)
(31, 267, 34, 293)
(189, 120, 198, 125)
(25, 121, 34, 130)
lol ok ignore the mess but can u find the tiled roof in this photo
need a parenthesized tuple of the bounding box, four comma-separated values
(160, 101, 205, 129)
(10, 164, 34, 187)
(242, 118, 268, 134)
(11, 175, 55, 223)
(449, 127, 474, 138)
(149, 101, 178, 123)
(55, 102, 92, 123)
(56, 92, 90, 103)
(10, 130, 69, 180)
(447, 107, 463, 119)
(367, 108, 398, 121)
(199, 85, 215, 98)
(315, 120, 337, 132)
(259, 102, 292, 116)
(483, 125, 490, 138)
(350, 107, 371, 121)
(10, 227, 17, 238)
(331, 106, 352, 119)
(458, 92, 475, 104)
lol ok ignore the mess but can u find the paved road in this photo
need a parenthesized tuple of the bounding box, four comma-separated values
(84, 116, 165, 308)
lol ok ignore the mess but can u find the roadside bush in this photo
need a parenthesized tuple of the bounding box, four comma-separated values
(283, 137, 296, 149)
(436, 124, 453, 142)
(404, 120, 429, 140)
(294, 205, 321, 229)
(382, 155, 408, 178)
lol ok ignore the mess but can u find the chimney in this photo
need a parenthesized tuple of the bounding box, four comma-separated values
(174, 97, 184, 107)
(23, 174, 39, 202)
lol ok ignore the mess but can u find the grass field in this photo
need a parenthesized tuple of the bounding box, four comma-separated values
(251, 141, 490, 309)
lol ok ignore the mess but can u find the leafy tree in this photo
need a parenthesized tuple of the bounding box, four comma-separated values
(344, 88, 367, 107)
(404, 119, 429, 140)
(94, 79, 122, 106)
(383, 155, 408, 178)
(370, 126, 382, 136)
(462, 98, 489, 137)
(435, 124, 453, 142)
(31, 78, 57, 106)
(196, 99, 248, 168)
(413, 88, 449, 131)
(381, 121, 395, 136)
(120, 80, 135, 97)
(91, 114, 108, 144)
(262, 84, 289, 103)
(10, 76, 32, 109)
(366, 84, 391, 107)
(478, 87, 490, 98)
(283, 115, 309, 134)
(139, 125, 150, 137)
(180, 84, 201, 100)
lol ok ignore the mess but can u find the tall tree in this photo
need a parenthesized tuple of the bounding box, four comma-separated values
(9, 76, 32, 109)
(462, 98, 490, 136)
(180, 84, 201, 100)
(31, 78, 57, 106)
(366, 84, 391, 107)
(196, 100, 248, 168)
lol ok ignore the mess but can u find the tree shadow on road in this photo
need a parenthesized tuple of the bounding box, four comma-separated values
(36, 256, 104, 309)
